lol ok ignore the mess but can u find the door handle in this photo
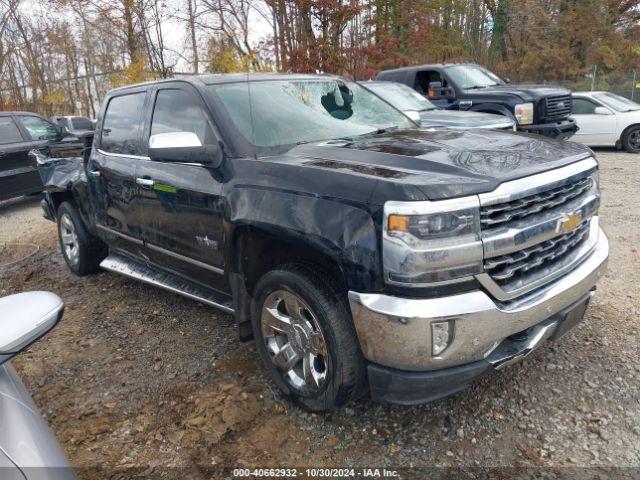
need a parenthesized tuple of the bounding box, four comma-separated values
(88, 170, 101, 178)
(136, 177, 155, 188)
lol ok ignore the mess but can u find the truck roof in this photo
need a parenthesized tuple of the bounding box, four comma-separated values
(107, 72, 340, 95)
(379, 62, 479, 74)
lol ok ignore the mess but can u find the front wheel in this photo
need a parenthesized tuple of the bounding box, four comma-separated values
(57, 202, 107, 276)
(621, 125, 640, 153)
(251, 264, 366, 411)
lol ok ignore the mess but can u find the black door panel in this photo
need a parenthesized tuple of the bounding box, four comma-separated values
(89, 151, 146, 258)
(0, 142, 39, 200)
(136, 160, 228, 292)
(89, 90, 148, 259)
(0, 116, 40, 200)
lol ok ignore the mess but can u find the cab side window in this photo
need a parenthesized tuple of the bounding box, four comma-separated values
(150, 89, 216, 145)
(381, 71, 407, 84)
(0, 117, 24, 144)
(18, 115, 59, 141)
(572, 98, 598, 115)
(101, 92, 146, 155)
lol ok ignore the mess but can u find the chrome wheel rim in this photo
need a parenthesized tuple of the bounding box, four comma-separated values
(261, 290, 329, 393)
(629, 129, 640, 150)
(60, 213, 79, 266)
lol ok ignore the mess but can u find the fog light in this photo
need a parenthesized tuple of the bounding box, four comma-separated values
(432, 321, 453, 356)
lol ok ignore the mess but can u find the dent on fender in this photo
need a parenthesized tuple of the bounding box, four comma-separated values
(226, 186, 381, 291)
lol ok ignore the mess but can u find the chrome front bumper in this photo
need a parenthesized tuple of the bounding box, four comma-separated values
(348, 227, 608, 371)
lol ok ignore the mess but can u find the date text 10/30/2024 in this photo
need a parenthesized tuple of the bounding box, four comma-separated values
(233, 468, 400, 478)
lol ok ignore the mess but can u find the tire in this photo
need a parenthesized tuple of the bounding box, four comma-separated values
(621, 125, 640, 153)
(251, 264, 366, 411)
(56, 201, 107, 276)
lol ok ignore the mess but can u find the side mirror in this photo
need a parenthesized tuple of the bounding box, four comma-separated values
(594, 106, 612, 115)
(148, 132, 223, 167)
(428, 82, 455, 100)
(427, 81, 442, 99)
(0, 292, 64, 365)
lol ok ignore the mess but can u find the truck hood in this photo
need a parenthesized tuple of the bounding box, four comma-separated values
(282, 128, 592, 202)
(465, 84, 571, 102)
(419, 109, 514, 129)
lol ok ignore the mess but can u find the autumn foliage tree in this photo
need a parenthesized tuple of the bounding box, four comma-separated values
(1, 0, 639, 114)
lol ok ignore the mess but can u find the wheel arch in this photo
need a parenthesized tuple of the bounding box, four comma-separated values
(228, 225, 350, 342)
(49, 191, 74, 215)
(48, 186, 95, 233)
(231, 226, 347, 297)
(620, 123, 640, 152)
(620, 122, 640, 140)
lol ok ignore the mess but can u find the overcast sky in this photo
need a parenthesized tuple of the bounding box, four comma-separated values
(20, 0, 274, 73)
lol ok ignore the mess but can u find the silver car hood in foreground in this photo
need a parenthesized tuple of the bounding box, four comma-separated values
(420, 109, 515, 129)
(0, 363, 75, 479)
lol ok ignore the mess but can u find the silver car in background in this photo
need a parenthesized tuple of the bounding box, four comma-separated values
(0, 292, 75, 480)
(51, 116, 94, 136)
(360, 80, 516, 130)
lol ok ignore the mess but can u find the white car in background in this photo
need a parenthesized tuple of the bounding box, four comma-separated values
(571, 91, 640, 152)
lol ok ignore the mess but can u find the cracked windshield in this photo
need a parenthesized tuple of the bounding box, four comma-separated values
(210, 79, 414, 150)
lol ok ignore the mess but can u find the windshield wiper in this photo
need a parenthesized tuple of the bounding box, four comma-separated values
(314, 126, 402, 145)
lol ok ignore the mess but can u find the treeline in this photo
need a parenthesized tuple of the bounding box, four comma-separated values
(1, 0, 639, 116)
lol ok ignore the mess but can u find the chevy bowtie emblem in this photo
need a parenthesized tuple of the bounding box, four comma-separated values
(560, 213, 582, 232)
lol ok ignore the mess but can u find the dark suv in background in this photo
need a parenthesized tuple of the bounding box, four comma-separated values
(378, 63, 578, 139)
(0, 112, 85, 201)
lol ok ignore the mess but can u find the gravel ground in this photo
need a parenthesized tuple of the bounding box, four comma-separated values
(0, 149, 639, 479)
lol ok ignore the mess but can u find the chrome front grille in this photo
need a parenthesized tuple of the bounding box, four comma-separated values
(485, 221, 590, 284)
(480, 175, 593, 228)
(478, 158, 600, 301)
(545, 94, 572, 120)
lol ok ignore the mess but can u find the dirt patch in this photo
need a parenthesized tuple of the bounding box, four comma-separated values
(0, 242, 40, 268)
(1, 150, 639, 477)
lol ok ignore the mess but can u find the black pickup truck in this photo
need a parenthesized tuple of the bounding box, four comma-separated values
(378, 63, 578, 139)
(40, 73, 608, 411)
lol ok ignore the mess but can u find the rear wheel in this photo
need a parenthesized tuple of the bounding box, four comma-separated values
(251, 264, 366, 411)
(57, 202, 107, 276)
(621, 125, 640, 153)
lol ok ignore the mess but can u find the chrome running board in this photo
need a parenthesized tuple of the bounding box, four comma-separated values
(100, 253, 234, 313)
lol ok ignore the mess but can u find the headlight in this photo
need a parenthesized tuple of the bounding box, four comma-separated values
(383, 197, 483, 286)
(514, 102, 533, 125)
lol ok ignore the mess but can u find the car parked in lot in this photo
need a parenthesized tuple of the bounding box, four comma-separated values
(40, 73, 607, 411)
(571, 91, 640, 152)
(0, 112, 86, 201)
(52, 115, 95, 136)
(0, 291, 75, 479)
(360, 81, 516, 130)
(377, 63, 578, 139)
